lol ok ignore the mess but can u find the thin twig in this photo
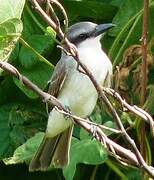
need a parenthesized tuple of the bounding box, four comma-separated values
(47, 0, 60, 27)
(50, 0, 69, 35)
(31, 0, 64, 40)
(104, 88, 154, 136)
(0, 61, 64, 111)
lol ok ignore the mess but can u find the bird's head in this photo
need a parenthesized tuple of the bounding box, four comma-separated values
(66, 21, 115, 47)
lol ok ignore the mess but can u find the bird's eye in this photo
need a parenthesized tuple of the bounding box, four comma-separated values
(79, 33, 87, 38)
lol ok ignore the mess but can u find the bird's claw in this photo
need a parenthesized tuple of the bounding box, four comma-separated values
(64, 105, 72, 120)
(91, 125, 101, 141)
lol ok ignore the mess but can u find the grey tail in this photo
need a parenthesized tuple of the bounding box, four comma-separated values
(29, 126, 73, 171)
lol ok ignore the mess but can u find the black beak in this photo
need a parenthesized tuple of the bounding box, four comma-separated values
(93, 23, 116, 37)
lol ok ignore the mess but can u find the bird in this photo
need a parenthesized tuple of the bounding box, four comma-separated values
(29, 21, 114, 171)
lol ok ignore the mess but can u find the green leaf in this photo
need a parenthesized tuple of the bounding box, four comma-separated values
(0, 18, 23, 61)
(46, 26, 56, 38)
(0, 0, 25, 62)
(110, 0, 144, 36)
(0, 0, 25, 23)
(63, 138, 107, 180)
(0, 103, 46, 159)
(110, 0, 125, 7)
(0, 104, 12, 158)
(4, 132, 44, 165)
(9, 41, 20, 61)
(15, 33, 56, 99)
(123, 168, 142, 180)
(22, 5, 46, 39)
(144, 85, 154, 115)
(0, 104, 26, 158)
(19, 35, 55, 68)
(91, 104, 113, 124)
(13, 61, 53, 99)
(109, 1, 154, 66)
(63, 1, 117, 22)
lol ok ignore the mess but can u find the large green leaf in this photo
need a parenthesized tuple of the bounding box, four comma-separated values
(63, 138, 107, 180)
(109, 1, 154, 66)
(5, 135, 107, 179)
(109, 0, 144, 36)
(144, 85, 154, 115)
(13, 61, 53, 99)
(0, 0, 25, 62)
(14, 33, 56, 99)
(19, 35, 55, 68)
(22, 5, 46, 39)
(0, 18, 23, 60)
(63, 1, 117, 23)
(0, 0, 25, 23)
(4, 132, 44, 165)
(0, 103, 46, 159)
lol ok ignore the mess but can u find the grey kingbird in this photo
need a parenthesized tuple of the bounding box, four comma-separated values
(29, 21, 114, 171)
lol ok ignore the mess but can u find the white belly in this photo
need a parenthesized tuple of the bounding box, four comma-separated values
(46, 71, 98, 137)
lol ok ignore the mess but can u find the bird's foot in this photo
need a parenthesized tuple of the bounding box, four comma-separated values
(64, 105, 72, 120)
(76, 63, 86, 75)
(91, 125, 97, 138)
(90, 125, 100, 141)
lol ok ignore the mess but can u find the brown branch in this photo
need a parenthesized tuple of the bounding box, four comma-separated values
(50, 0, 69, 34)
(47, 0, 60, 27)
(140, 0, 149, 171)
(0, 61, 65, 111)
(31, 0, 64, 41)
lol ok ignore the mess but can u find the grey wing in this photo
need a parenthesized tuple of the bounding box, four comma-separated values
(48, 59, 68, 99)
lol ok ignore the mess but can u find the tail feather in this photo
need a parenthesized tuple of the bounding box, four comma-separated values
(29, 126, 73, 171)
(52, 126, 73, 167)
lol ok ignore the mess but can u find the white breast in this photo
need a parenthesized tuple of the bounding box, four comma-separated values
(60, 38, 112, 113)
(77, 37, 112, 84)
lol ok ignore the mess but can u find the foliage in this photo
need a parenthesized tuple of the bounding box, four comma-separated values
(0, 0, 154, 180)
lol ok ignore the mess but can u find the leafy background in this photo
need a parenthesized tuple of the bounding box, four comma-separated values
(0, 0, 154, 179)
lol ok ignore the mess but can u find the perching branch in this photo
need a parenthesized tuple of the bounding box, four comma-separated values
(0, 61, 138, 166)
